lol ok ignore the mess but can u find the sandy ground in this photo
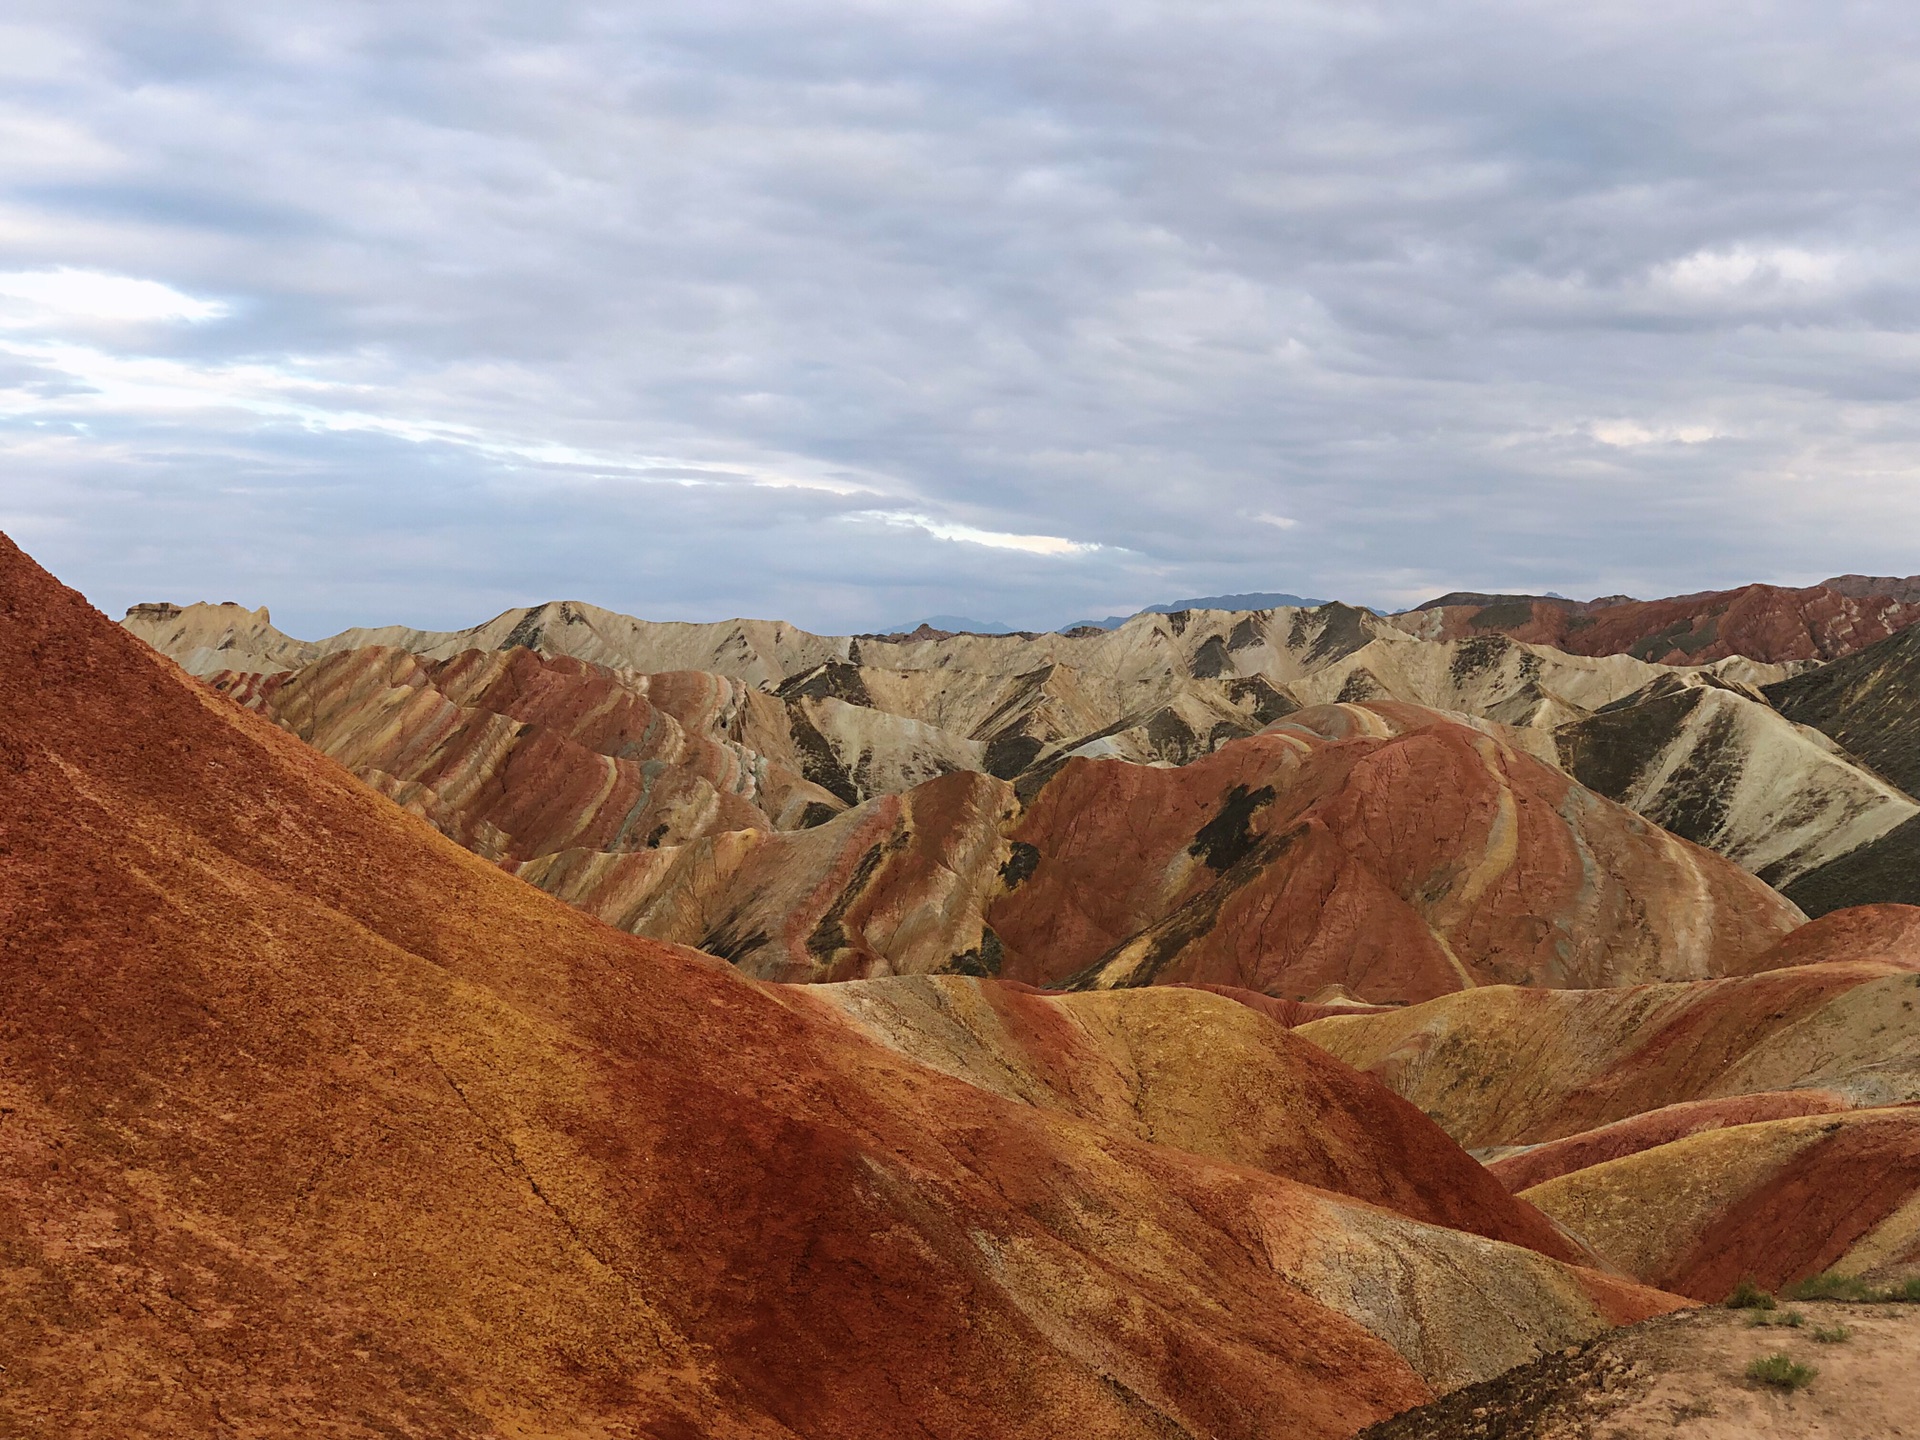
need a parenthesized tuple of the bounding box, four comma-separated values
(1360, 1300, 1920, 1438)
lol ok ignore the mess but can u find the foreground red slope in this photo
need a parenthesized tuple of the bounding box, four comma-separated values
(0, 534, 1676, 1438)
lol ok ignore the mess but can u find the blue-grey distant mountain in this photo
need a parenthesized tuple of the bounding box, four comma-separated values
(875, 615, 1015, 636)
(1061, 592, 1328, 632)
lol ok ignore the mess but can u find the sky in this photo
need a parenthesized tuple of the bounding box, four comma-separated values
(3, 1, 1920, 636)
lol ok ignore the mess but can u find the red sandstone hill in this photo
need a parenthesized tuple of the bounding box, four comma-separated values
(210, 644, 843, 854)
(994, 703, 1800, 996)
(1393, 582, 1920, 664)
(535, 700, 1800, 997)
(0, 532, 1680, 1437)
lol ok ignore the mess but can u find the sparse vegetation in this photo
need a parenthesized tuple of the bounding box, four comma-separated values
(1787, 1271, 1873, 1301)
(1726, 1277, 1777, 1309)
(1748, 1309, 1805, 1328)
(1813, 1324, 1853, 1344)
(1745, 1354, 1817, 1391)
(1787, 1270, 1920, 1303)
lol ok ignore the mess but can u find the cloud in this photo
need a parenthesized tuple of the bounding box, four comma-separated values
(0, 268, 227, 325)
(4, 0, 1920, 632)
(855, 509, 1105, 556)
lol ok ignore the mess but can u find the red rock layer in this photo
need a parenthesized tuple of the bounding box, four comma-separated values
(3, 533, 1688, 1436)
(1518, 1105, 1920, 1299)
(990, 705, 1801, 998)
(210, 644, 836, 861)
(1727, 901, 1920, 974)
(1487, 1091, 1854, 1192)
(1403, 583, 1920, 664)
(1660, 1108, 1920, 1297)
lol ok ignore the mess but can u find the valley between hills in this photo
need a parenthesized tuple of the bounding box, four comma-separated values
(9, 540, 1920, 1438)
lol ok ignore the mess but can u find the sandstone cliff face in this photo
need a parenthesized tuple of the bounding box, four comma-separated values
(1392, 583, 1920, 665)
(1, 533, 1682, 1439)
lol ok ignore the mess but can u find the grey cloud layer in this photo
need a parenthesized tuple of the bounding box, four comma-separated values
(3, 0, 1919, 633)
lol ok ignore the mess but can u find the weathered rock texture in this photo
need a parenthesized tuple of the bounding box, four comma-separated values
(525, 701, 1801, 995)
(1, 533, 1682, 1439)
(1394, 582, 1920, 665)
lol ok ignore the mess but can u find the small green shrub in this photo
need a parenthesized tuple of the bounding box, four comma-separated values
(1726, 1277, 1777, 1309)
(1898, 1276, 1920, 1303)
(1749, 1309, 1805, 1328)
(1746, 1354, 1816, 1391)
(1786, 1271, 1873, 1302)
(1812, 1324, 1852, 1344)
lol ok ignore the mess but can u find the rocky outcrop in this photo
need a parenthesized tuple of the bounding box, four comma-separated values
(521, 768, 1021, 981)
(1768, 621, 1920, 795)
(131, 595, 1729, 764)
(1822, 572, 1920, 604)
(1393, 582, 1920, 665)
(211, 645, 828, 858)
(4, 531, 1690, 1438)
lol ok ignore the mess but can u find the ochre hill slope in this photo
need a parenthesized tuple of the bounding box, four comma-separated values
(789, 975, 1586, 1262)
(1393, 582, 1920, 664)
(1299, 933, 1920, 1149)
(525, 701, 1801, 996)
(0, 534, 1679, 1437)
(1485, 1091, 1855, 1193)
(1520, 1106, 1920, 1297)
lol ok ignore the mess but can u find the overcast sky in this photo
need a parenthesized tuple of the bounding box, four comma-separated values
(3, 1, 1920, 635)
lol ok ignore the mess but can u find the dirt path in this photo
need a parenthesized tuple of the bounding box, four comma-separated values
(1360, 1301, 1920, 1438)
